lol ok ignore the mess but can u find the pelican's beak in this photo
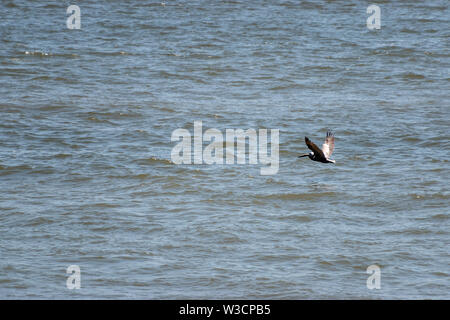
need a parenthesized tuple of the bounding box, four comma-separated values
(298, 154, 309, 158)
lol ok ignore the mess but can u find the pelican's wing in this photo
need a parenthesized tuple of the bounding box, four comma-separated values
(322, 131, 335, 159)
(305, 137, 326, 159)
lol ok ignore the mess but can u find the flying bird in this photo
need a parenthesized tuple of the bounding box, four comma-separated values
(298, 131, 335, 163)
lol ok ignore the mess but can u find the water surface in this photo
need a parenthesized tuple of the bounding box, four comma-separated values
(0, 0, 449, 299)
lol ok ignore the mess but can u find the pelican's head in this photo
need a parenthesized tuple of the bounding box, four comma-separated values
(298, 152, 313, 159)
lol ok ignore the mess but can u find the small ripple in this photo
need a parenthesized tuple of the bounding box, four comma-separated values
(409, 193, 449, 200)
(0, 164, 33, 175)
(401, 72, 426, 80)
(256, 191, 338, 200)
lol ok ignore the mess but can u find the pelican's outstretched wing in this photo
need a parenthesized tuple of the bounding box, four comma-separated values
(322, 131, 334, 159)
(305, 137, 326, 160)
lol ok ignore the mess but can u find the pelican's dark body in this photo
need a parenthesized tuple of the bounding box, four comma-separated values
(306, 151, 334, 163)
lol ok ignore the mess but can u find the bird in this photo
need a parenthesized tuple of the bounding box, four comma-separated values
(298, 131, 335, 163)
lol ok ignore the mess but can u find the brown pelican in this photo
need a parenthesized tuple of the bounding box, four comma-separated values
(298, 131, 335, 163)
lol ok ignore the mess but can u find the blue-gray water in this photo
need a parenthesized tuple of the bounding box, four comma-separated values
(0, 0, 449, 299)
